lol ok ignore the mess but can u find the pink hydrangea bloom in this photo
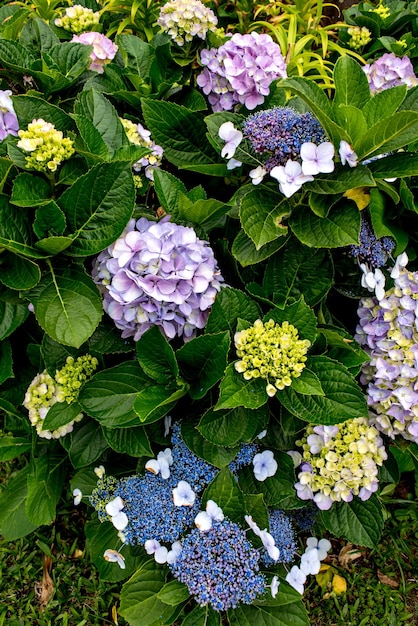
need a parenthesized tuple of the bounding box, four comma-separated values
(72, 32, 118, 73)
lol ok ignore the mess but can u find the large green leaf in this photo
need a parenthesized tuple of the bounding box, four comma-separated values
(134, 380, 189, 424)
(28, 264, 102, 348)
(12, 94, 75, 131)
(198, 405, 269, 447)
(0, 157, 14, 194)
(181, 420, 239, 469)
(0, 467, 38, 540)
(201, 467, 246, 523)
(0, 339, 13, 384)
(0, 300, 29, 339)
(355, 111, 418, 160)
(102, 425, 153, 457)
(305, 165, 375, 195)
(153, 169, 188, 215)
(74, 90, 129, 155)
(215, 363, 267, 411)
(0, 253, 41, 290)
(58, 161, 135, 256)
(10, 172, 51, 207)
(264, 297, 317, 343)
(320, 495, 384, 548)
(33, 201, 66, 240)
(362, 85, 407, 127)
(228, 582, 309, 625)
(0, 40, 35, 73)
(116, 33, 155, 80)
(68, 420, 108, 468)
(333, 56, 370, 110)
(181, 604, 221, 626)
(289, 202, 361, 248)
(239, 187, 289, 249)
(136, 326, 179, 382)
(26, 452, 65, 526)
(176, 331, 230, 399)
(232, 229, 286, 267)
(79, 362, 151, 427)
(367, 152, 418, 178)
(141, 99, 219, 168)
(279, 356, 368, 424)
(0, 436, 31, 462)
(263, 243, 333, 307)
(0, 194, 49, 259)
(41, 401, 82, 432)
(238, 452, 296, 507)
(19, 16, 59, 53)
(206, 287, 261, 334)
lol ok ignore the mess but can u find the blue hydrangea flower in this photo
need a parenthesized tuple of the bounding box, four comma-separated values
(169, 519, 266, 611)
(170, 424, 218, 492)
(261, 510, 297, 566)
(242, 107, 327, 173)
(229, 442, 259, 474)
(350, 219, 395, 269)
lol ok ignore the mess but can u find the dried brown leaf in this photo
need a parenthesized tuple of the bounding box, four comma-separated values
(338, 543, 365, 569)
(34, 555, 55, 610)
(377, 570, 399, 588)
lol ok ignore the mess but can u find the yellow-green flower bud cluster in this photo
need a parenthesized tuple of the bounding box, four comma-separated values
(347, 26, 372, 50)
(294, 418, 387, 510)
(371, 3, 390, 18)
(120, 118, 164, 181)
(54, 5, 100, 34)
(23, 355, 98, 439)
(17, 119, 75, 172)
(90, 474, 119, 522)
(234, 319, 310, 397)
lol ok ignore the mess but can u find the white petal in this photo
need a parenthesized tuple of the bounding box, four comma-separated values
(154, 546, 169, 564)
(195, 511, 213, 531)
(145, 459, 161, 475)
(145, 539, 161, 554)
(105, 496, 124, 517)
(206, 500, 224, 522)
(111, 511, 129, 531)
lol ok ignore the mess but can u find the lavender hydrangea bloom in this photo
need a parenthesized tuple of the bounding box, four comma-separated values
(355, 259, 418, 442)
(197, 32, 287, 111)
(0, 90, 19, 140)
(92, 216, 223, 341)
(72, 32, 118, 73)
(242, 107, 327, 173)
(363, 53, 418, 94)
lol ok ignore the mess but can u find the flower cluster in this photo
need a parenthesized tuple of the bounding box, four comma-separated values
(71, 32, 118, 73)
(157, 0, 218, 46)
(363, 53, 418, 93)
(170, 519, 266, 611)
(120, 118, 163, 181)
(260, 509, 297, 566)
(0, 90, 19, 141)
(54, 5, 100, 34)
(243, 107, 327, 173)
(17, 119, 75, 172)
(294, 418, 387, 510)
(197, 32, 287, 111)
(347, 26, 372, 49)
(355, 255, 418, 442)
(349, 218, 395, 269)
(92, 216, 223, 341)
(234, 319, 311, 397)
(23, 355, 98, 439)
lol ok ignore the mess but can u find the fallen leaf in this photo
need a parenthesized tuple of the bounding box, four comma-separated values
(34, 554, 55, 610)
(338, 543, 365, 569)
(377, 570, 399, 588)
(332, 574, 347, 594)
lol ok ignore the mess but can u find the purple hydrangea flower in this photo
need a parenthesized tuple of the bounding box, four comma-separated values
(0, 90, 19, 140)
(363, 53, 418, 94)
(92, 216, 223, 341)
(72, 32, 118, 73)
(196, 32, 287, 111)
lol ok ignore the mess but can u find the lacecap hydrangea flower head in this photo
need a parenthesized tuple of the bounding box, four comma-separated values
(120, 118, 163, 181)
(23, 355, 98, 439)
(0, 90, 19, 141)
(54, 5, 100, 34)
(71, 32, 118, 73)
(294, 418, 387, 510)
(92, 216, 223, 342)
(197, 32, 287, 111)
(157, 0, 218, 46)
(363, 52, 418, 93)
(17, 119, 75, 172)
(234, 319, 311, 397)
(355, 254, 418, 442)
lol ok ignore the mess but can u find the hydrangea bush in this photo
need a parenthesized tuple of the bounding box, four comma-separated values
(0, 0, 418, 624)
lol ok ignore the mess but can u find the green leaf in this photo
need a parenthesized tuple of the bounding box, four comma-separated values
(238, 452, 296, 507)
(0, 39, 35, 72)
(35, 236, 73, 254)
(88, 321, 135, 354)
(102, 425, 153, 457)
(10, 173, 51, 207)
(33, 201, 66, 239)
(333, 105, 368, 144)
(355, 111, 418, 161)
(13, 95, 75, 131)
(362, 85, 407, 127)
(333, 56, 371, 109)
(41, 401, 82, 432)
(116, 33, 155, 80)
(320, 495, 384, 548)
(229, 584, 309, 625)
(182, 605, 221, 626)
(136, 326, 179, 382)
(0, 194, 49, 259)
(0, 157, 14, 193)
(181, 420, 239, 468)
(119, 558, 175, 626)
(0, 436, 31, 462)
(58, 161, 135, 257)
(239, 187, 289, 249)
(206, 287, 261, 334)
(279, 355, 368, 424)
(306, 165, 375, 194)
(0, 467, 38, 540)
(291, 368, 324, 395)
(28, 264, 102, 348)
(264, 297, 317, 343)
(157, 580, 190, 606)
(79, 362, 151, 428)
(177, 195, 228, 231)
(141, 99, 219, 168)
(243, 493, 269, 533)
(134, 380, 189, 424)
(153, 169, 188, 215)
(0, 301, 29, 339)
(215, 363, 268, 411)
(319, 326, 369, 370)
(72, 114, 111, 163)
(232, 229, 286, 267)
(19, 17, 59, 53)
(198, 404, 269, 447)
(176, 331, 230, 399)
(69, 420, 108, 468)
(26, 452, 65, 526)
(0, 253, 41, 290)
(289, 202, 361, 248)
(45, 42, 91, 82)
(263, 243, 333, 307)
(367, 152, 418, 178)
(202, 467, 246, 523)
(0, 339, 13, 384)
